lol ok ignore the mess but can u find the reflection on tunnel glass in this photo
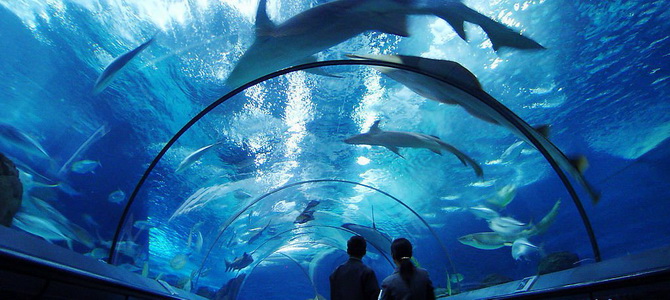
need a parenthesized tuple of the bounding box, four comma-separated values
(1, 0, 669, 299)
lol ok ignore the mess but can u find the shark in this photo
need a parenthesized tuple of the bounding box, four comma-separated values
(344, 120, 483, 177)
(93, 36, 155, 94)
(175, 142, 221, 173)
(0, 123, 51, 161)
(347, 54, 600, 204)
(225, 0, 544, 88)
(341, 206, 393, 255)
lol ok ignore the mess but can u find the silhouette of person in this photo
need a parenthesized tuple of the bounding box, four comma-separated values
(329, 235, 380, 300)
(379, 238, 435, 300)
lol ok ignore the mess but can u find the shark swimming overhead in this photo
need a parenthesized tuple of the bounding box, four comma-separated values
(93, 36, 155, 94)
(0, 123, 51, 161)
(225, 0, 544, 88)
(348, 54, 600, 204)
(345, 120, 483, 177)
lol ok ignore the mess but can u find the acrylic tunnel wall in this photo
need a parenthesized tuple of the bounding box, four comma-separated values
(1, 1, 669, 300)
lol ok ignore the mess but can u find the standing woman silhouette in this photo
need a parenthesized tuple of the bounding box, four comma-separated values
(378, 238, 436, 300)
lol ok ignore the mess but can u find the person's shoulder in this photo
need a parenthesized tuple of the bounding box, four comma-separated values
(381, 272, 400, 284)
(416, 268, 432, 279)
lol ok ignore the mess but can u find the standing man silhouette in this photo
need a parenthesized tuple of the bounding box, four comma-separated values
(329, 235, 380, 300)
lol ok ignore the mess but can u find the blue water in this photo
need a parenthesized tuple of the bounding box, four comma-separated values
(1, 0, 669, 299)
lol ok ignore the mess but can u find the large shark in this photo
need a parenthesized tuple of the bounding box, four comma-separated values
(348, 54, 600, 204)
(93, 36, 155, 94)
(225, 0, 544, 88)
(344, 120, 483, 177)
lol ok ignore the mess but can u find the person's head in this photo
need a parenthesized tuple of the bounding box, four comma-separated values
(391, 238, 413, 262)
(391, 238, 415, 284)
(347, 235, 367, 258)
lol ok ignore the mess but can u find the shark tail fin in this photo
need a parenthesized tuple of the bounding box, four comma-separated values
(476, 15, 545, 51)
(225, 259, 231, 272)
(446, 2, 545, 51)
(431, 4, 468, 41)
(534, 125, 551, 138)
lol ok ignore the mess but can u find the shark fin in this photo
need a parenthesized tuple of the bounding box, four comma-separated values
(369, 120, 382, 134)
(569, 156, 589, 174)
(374, 14, 410, 37)
(431, 4, 468, 41)
(430, 148, 443, 155)
(534, 125, 551, 138)
(255, 0, 276, 37)
(385, 146, 404, 158)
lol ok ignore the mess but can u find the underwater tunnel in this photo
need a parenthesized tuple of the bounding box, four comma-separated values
(1, 0, 670, 299)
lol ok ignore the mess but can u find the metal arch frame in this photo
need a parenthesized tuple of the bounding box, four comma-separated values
(237, 240, 390, 299)
(275, 252, 319, 296)
(195, 179, 457, 287)
(109, 59, 601, 265)
(243, 224, 395, 267)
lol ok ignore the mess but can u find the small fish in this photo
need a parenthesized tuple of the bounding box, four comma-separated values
(511, 238, 538, 260)
(305, 200, 320, 211)
(294, 211, 315, 224)
(487, 184, 517, 208)
(469, 205, 500, 220)
(175, 142, 220, 173)
(133, 220, 156, 230)
(488, 217, 527, 236)
(233, 189, 252, 200)
(86, 248, 109, 259)
(94, 36, 155, 94)
(0, 123, 51, 160)
(71, 160, 101, 174)
(142, 262, 149, 278)
(108, 189, 126, 204)
(170, 253, 189, 270)
(225, 252, 253, 272)
(248, 221, 271, 244)
(449, 273, 464, 283)
(192, 231, 204, 253)
(82, 214, 99, 228)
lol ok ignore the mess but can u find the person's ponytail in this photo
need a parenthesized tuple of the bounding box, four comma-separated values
(391, 238, 415, 285)
(398, 256, 415, 284)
